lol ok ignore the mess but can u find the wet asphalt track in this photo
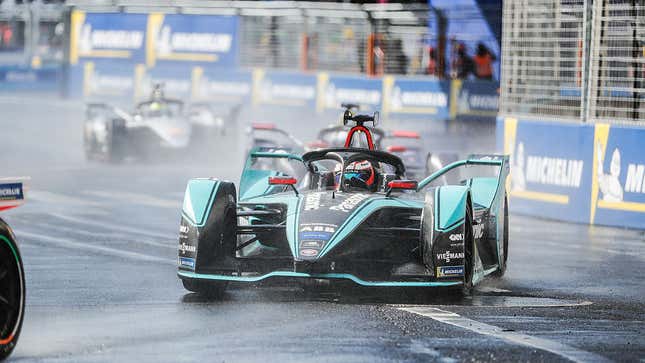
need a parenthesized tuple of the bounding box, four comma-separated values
(0, 97, 644, 362)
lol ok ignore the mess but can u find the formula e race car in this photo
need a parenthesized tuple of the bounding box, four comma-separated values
(84, 85, 240, 162)
(0, 180, 26, 359)
(177, 111, 509, 297)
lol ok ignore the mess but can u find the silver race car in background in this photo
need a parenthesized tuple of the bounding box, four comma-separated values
(84, 85, 240, 162)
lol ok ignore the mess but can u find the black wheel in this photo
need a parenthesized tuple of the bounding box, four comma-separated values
(0, 224, 25, 360)
(461, 202, 474, 295)
(492, 195, 509, 278)
(105, 119, 126, 163)
(83, 125, 97, 161)
(182, 279, 227, 299)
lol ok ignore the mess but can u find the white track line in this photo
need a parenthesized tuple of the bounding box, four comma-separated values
(83, 190, 180, 209)
(15, 230, 174, 265)
(397, 306, 610, 363)
(36, 221, 176, 250)
(49, 213, 173, 240)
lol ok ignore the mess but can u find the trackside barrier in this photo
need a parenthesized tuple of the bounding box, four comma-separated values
(0, 65, 63, 93)
(70, 61, 499, 121)
(497, 117, 645, 230)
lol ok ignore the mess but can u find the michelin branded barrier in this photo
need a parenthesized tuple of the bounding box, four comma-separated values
(63, 10, 499, 120)
(498, 117, 645, 230)
(0, 65, 63, 93)
(72, 60, 497, 121)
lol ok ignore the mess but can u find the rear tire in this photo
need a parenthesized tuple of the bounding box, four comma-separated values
(491, 195, 509, 278)
(105, 119, 126, 163)
(0, 220, 25, 360)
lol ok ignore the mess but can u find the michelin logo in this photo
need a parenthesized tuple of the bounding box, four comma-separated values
(458, 90, 498, 112)
(324, 84, 380, 107)
(79, 24, 143, 52)
(597, 145, 645, 201)
(391, 86, 447, 110)
(260, 80, 315, 102)
(156, 25, 232, 55)
(511, 141, 584, 190)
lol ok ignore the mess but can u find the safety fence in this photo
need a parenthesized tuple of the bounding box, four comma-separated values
(586, 0, 645, 125)
(500, 0, 644, 125)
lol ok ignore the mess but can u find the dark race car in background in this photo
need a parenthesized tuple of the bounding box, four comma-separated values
(84, 94, 240, 162)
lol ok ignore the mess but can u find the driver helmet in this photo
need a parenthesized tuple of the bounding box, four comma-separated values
(342, 160, 378, 192)
(151, 83, 165, 101)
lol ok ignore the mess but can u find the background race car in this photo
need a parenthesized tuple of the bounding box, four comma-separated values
(83, 86, 240, 162)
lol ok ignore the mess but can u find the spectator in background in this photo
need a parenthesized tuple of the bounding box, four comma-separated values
(385, 38, 408, 75)
(426, 46, 438, 76)
(473, 42, 496, 80)
(451, 42, 473, 79)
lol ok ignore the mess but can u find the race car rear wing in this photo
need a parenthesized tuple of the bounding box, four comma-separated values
(0, 178, 29, 212)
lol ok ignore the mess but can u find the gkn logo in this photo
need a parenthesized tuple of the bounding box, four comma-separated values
(449, 233, 463, 241)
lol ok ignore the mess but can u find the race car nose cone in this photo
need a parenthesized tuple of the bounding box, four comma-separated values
(294, 260, 314, 273)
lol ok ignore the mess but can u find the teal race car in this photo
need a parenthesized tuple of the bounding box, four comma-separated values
(177, 113, 509, 297)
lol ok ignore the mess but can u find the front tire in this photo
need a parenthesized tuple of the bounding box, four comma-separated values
(182, 279, 227, 299)
(461, 202, 474, 295)
(0, 220, 25, 360)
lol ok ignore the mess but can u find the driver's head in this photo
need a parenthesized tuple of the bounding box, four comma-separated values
(151, 83, 164, 101)
(342, 160, 378, 192)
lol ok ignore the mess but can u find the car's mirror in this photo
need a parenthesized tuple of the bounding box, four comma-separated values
(268, 176, 297, 185)
(386, 180, 417, 196)
(268, 176, 299, 196)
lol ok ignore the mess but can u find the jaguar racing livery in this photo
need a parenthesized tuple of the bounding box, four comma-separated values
(176, 140, 509, 296)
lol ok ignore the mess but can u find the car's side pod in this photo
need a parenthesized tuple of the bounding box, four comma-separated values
(420, 185, 471, 280)
(178, 178, 237, 273)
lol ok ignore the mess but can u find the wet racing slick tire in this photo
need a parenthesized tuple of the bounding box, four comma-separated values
(461, 201, 475, 296)
(180, 181, 237, 299)
(0, 219, 25, 360)
(491, 194, 509, 278)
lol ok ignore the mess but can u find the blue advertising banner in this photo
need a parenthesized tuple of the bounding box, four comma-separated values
(498, 116, 645, 229)
(317, 73, 382, 112)
(193, 67, 252, 103)
(455, 80, 499, 119)
(253, 70, 317, 108)
(140, 65, 193, 101)
(146, 14, 239, 68)
(0, 65, 61, 92)
(383, 76, 450, 120)
(70, 62, 138, 101)
(500, 117, 594, 224)
(590, 124, 645, 229)
(70, 11, 147, 65)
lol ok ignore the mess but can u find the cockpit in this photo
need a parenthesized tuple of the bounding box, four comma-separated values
(246, 148, 406, 195)
(136, 100, 183, 119)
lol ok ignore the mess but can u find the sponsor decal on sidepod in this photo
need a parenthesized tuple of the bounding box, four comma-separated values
(437, 265, 464, 277)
